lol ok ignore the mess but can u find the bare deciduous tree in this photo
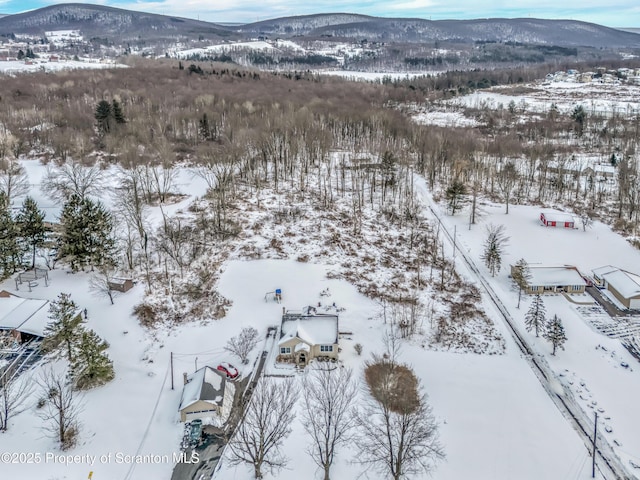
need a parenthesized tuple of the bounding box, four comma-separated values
(0, 158, 30, 204)
(228, 378, 297, 479)
(0, 372, 33, 431)
(41, 161, 105, 202)
(355, 360, 444, 480)
(224, 327, 260, 364)
(496, 161, 519, 214)
(302, 364, 357, 480)
(37, 369, 83, 450)
(88, 266, 120, 305)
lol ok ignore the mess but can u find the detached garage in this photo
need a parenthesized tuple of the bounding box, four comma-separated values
(592, 266, 640, 309)
(540, 212, 575, 228)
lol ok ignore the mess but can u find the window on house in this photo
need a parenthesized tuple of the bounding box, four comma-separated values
(280, 347, 291, 354)
(320, 345, 333, 352)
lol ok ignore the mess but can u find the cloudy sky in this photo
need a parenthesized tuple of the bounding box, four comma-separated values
(1, 0, 638, 27)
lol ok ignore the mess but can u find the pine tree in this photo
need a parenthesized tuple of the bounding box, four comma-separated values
(445, 180, 467, 215)
(94, 100, 112, 135)
(111, 99, 126, 125)
(511, 258, 531, 309)
(72, 329, 114, 390)
(544, 315, 567, 355)
(525, 295, 547, 337)
(16, 196, 47, 269)
(59, 195, 117, 271)
(0, 192, 23, 279)
(43, 293, 83, 362)
(481, 224, 509, 277)
(199, 113, 210, 141)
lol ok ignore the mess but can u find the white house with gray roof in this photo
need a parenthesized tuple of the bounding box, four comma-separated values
(278, 311, 339, 366)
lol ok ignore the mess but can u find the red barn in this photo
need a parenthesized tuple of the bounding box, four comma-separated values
(540, 212, 575, 228)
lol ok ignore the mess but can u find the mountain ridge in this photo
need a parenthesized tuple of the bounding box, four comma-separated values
(0, 4, 638, 48)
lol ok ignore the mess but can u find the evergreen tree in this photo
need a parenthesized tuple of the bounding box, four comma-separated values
(72, 329, 114, 390)
(571, 105, 586, 137)
(43, 293, 83, 362)
(544, 315, 567, 355)
(481, 224, 508, 277)
(17, 49, 24, 60)
(94, 100, 112, 135)
(445, 180, 467, 215)
(111, 99, 126, 125)
(16, 196, 47, 269)
(0, 192, 22, 279)
(511, 258, 531, 309)
(59, 195, 117, 271)
(199, 113, 210, 141)
(525, 295, 547, 337)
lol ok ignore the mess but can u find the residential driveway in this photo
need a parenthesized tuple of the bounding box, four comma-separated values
(586, 286, 629, 317)
(170, 349, 268, 480)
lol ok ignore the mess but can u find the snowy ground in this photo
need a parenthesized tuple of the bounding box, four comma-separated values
(434, 199, 640, 476)
(447, 81, 640, 117)
(0, 157, 616, 479)
(318, 70, 442, 82)
(0, 60, 125, 75)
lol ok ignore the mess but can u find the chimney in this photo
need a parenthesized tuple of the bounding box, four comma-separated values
(183, 372, 188, 385)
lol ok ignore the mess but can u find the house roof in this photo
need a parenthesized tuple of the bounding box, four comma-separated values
(179, 366, 234, 412)
(0, 296, 51, 338)
(594, 266, 640, 299)
(528, 266, 586, 287)
(279, 313, 338, 346)
(592, 265, 618, 279)
(541, 211, 575, 223)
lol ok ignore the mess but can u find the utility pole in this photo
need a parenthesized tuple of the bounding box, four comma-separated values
(453, 225, 457, 260)
(195, 357, 198, 372)
(170, 352, 174, 390)
(592, 411, 598, 478)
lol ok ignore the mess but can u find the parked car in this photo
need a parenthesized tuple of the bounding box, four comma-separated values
(217, 362, 239, 379)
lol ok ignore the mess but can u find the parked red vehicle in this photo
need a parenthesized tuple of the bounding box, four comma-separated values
(217, 362, 239, 379)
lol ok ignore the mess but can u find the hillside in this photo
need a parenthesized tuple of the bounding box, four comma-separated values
(0, 4, 639, 49)
(240, 15, 640, 48)
(0, 3, 235, 42)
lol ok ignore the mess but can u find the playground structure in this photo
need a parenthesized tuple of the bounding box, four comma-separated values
(264, 288, 283, 304)
(15, 268, 49, 291)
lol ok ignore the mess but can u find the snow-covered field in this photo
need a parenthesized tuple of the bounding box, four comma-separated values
(436, 199, 640, 475)
(448, 81, 640, 117)
(0, 59, 124, 75)
(0, 157, 604, 479)
(319, 70, 441, 82)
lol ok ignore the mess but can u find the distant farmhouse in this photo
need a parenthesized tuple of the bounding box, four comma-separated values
(278, 310, 339, 367)
(179, 366, 235, 423)
(512, 266, 587, 294)
(540, 212, 575, 228)
(592, 266, 640, 309)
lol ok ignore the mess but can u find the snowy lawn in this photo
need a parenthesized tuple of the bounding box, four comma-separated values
(435, 199, 640, 474)
(215, 261, 592, 480)
(1, 257, 595, 480)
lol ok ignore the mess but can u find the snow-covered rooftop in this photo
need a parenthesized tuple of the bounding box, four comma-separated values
(541, 211, 575, 223)
(279, 313, 338, 346)
(593, 266, 640, 299)
(528, 266, 586, 287)
(179, 366, 231, 411)
(0, 296, 50, 337)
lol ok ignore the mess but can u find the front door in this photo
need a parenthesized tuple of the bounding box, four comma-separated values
(298, 352, 307, 365)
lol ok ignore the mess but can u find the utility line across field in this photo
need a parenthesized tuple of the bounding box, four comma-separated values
(422, 194, 629, 480)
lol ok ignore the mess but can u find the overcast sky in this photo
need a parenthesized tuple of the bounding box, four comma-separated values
(1, 0, 638, 27)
